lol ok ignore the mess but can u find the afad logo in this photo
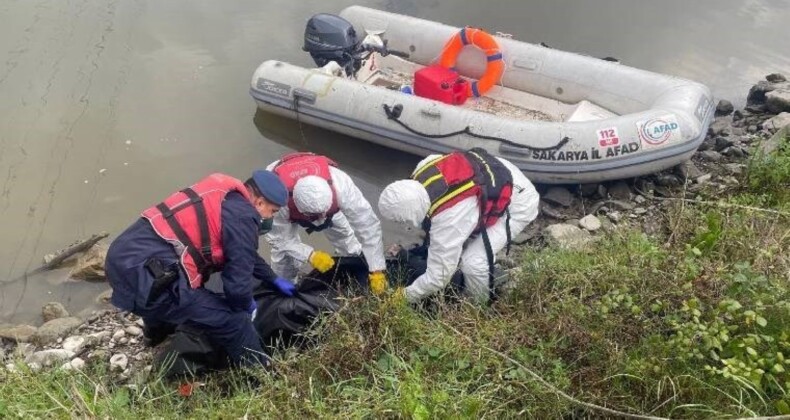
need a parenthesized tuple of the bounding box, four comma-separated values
(639, 118, 679, 145)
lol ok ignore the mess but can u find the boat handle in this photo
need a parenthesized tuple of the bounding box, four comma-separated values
(420, 106, 441, 118)
(293, 88, 317, 105)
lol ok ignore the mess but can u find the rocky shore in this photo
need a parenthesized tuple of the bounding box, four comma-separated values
(1, 74, 788, 382)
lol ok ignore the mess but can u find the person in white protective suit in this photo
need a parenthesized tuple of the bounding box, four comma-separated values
(265, 152, 388, 294)
(378, 148, 540, 304)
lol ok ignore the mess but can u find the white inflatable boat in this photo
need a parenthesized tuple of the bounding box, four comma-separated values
(250, 6, 714, 184)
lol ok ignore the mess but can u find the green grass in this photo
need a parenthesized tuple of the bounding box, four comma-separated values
(2, 144, 788, 419)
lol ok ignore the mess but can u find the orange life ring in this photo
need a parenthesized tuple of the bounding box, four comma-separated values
(439, 27, 504, 98)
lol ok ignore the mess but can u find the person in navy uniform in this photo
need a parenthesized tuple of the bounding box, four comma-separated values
(105, 171, 295, 368)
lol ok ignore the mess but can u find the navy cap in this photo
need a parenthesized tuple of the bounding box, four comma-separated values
(251, 170, 287, 207)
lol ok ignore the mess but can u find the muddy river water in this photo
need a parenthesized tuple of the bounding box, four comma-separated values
(1, 0, 788, 323)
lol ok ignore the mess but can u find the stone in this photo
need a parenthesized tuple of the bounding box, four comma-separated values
(85, 331, 111, 348)
(709, 116, 733, 136)
(695, 174, 713, 184)
(634, 195, 647, 204)
(731, 127, 746, 137)
(579, 184, 599, 198)
(697, 138, 715, 151)
(69, 244, 108, 281)
(124, 326, 143, 337)
(542, 187, 574, 207)
(642, 219, 663, 236)
(539, 202, 567, 220)
(723, 163, 744, 175)
(763, 112, 790, 132)
(62, 336, 86, 354)
(578, 215, 602, 232)
(544, 224, 593, 250)
(756, 125, 789, 156)
(607, 211, 623, 223)
(119, 337, 129, 345)
(766, 88, 790, 114)
(767, 73, 787, 83)
(715, 99, 734, 116)
(91, 349, 109, 362)
(724, 147, 746, 159)
(95, 289, 113, 305)
(733, 109, 745, 121)
(634, 208, 648, 215)
(13, 343, 35, 360)
(0, 325, 38, 343)
(676, 161, 704, 180)
(748, 125, 759, 133)
(747, 81, 776, 105)
(655, 174, 682, 188)
(714, 136, 735, 151)
(33, 317, 82, 345)
(26, 349, 75, 367)
(42, 302, 70, 322)
(110, 353, 128, 371)
(745, 104, 767, 114)
(70, 357, 86, 370)
(698, 150, 723, 162)
(608, 181, 632, 200)
(112, 329, 126, 342)
(135, 319, 145, 328)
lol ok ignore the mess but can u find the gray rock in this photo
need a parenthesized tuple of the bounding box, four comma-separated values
(731, 127, 746, 137)
(42, 302, 69, 322)
(539, 202, 567, 220)
(579, 184, 599, 198)
(565, 219, 580, 227)
(766, 88, 790, 114)
(634, 195, 647, 204)
(714, 136, 735, 151)
(578, 215, 602, 232)
(33, 317, 82, 345)
(124, 326, 143, 337)
(698, 150, 723, 162)
(14, 343, 36, 360)
(748, 81, 776, 105)
(110, 353, 128, 371)
(695, 174, 713, 184)
(544, 224, 593, 250)
(676, 161, 704, 180)
(709, 117, 733, 136)
(642, 219, 663, 236)
(119, 337, 129, 345)
(766, 73, 787, 83)
(723, 163, 744, 175)
(91, 349, 109, 362)
(607, 211, 623, 223)
(756, 125, 789, 156)
(26, 349, 75, 367)
(61, 357, 86, 371)
(0, 325, 38, 343)
(745, 104, 768, 114)
(85, 331, 111, 348)
(634, 208, 648, 215)
(608, 181, 632, 200)
(135, 319, 145, 328)
(655, 174, 682, 188)
(62, 336, 86, 354)
(763, 112, 790, 132)
(748, 125, 759, 133)
(724, 147, 746, 159)
(715, 99, 734, 116)
(542, 187, 574, 207)
(112, 329, 126, 342)
(733, 109, 746, 121)
(697, 137, 715, 151)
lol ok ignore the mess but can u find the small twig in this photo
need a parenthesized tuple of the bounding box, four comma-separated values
(41, 232, 109, 271)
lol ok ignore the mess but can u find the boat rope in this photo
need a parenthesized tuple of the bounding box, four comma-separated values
(383, 103, 569, 151)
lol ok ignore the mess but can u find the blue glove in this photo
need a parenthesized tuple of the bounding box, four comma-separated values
(247, 299, 257, 321)
(273, 277, 296, 297)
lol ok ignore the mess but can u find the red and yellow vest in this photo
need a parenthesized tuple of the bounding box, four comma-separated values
(412, 148, 513, 231)
(141, 173, 252, 289)
(273, 152, 340, 232)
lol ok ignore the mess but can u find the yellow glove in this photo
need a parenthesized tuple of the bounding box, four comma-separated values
(369, 271, 388, 295)
(308, 250, 335, 273)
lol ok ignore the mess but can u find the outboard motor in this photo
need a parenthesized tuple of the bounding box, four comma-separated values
(303, 14, 364, 77)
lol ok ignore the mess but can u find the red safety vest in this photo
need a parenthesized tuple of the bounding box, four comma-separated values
(141, 173, 253, 289)
(411, 148, 513, 231)
(273, 152, 340, 232)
